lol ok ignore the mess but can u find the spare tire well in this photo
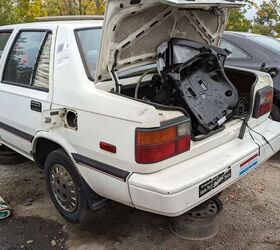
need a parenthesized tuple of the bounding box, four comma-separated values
(33, 138, 64, 169)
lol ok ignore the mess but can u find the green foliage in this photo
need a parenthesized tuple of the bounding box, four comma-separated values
(43, 0, 106, 16)
(251, 24, 274, 37)
(0, 0, 16, 25)
(0, 0, 279, 39)
(255, 0, 279, 26)
(226, 0, 280, 38)
(227, 9, 251, 32)
(0, 0, 106, 26)
(252, 0, 280, 37)
(226, 0, 256, 32)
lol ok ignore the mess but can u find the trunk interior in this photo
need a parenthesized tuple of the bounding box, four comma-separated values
(118, 39, 257, 138)
(121, 67, 257, 138)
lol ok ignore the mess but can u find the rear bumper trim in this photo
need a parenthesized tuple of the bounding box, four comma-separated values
(128, 119, 280, 217)
(72, 153, 130, 182)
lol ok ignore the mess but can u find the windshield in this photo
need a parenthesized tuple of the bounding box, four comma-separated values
(249, 36, 280, 54)
(76, 28, 102, 80)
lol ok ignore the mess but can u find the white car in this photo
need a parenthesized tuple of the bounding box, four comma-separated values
(0, 0, 280, 223)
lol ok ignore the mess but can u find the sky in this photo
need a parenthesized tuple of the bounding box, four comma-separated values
(245, 0, 263, 20)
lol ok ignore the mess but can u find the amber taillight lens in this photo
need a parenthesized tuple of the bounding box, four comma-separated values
(136, 118, 191, 164)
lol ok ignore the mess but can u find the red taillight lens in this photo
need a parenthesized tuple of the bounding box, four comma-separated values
(253, 87, 273, 118)
(136, 119, 191, 164)
(176, 136, 191, 154)
(258, 102, 273, 117)
(136, 141, 176, 164)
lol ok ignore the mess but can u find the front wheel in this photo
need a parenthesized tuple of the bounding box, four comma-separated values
(271, 104, 280, 122)
(44, 149, 88, 223)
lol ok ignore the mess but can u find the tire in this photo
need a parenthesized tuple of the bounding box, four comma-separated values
(0, 144, 29, 165)
(44, 149, 88, 223)
(271, 104, 280, 122)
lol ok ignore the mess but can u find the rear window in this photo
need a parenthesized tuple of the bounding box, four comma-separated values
(249, 36, 280, 53)
(220, 39, 248, 59)
(75, 28, 102, 81)
(0, 32, 12, 58)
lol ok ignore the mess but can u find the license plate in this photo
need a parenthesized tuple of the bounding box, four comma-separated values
(199, 168, 231, 198)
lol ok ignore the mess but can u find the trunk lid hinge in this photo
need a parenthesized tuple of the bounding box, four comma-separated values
(109, 50, 121, 93)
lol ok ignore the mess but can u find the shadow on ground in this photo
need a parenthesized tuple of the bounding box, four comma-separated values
(0, 154, 280, 250)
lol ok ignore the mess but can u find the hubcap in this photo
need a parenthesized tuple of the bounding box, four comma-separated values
(50, 164, 78, 213)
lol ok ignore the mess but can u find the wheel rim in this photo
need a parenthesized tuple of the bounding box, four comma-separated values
(50, 164, 78, 213)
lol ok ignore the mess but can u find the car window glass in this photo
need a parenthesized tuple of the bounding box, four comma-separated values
(76, 28, 102, 80)
(220, 40, 248, 59)
(33, 33, 52, 89)
(249, 36, 280, 53)
(0, 32, 12, 58)
(3, 31, 46, 86)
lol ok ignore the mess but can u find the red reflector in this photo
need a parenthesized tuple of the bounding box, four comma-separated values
(100, 142, 116, 153)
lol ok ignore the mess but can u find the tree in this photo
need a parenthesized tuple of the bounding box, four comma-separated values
(255, 0, 279, 26)
(0, 0, 106, 26)
(253, 0, 280, 37)
(226, 8, 251, 32)
(44, 0, 106, 16)
(226, 0, 255, 32)
(252, 24, 274, 37)
(0, 0, 14, 25)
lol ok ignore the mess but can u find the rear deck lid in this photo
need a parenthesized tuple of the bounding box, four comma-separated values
(95, 0, 243, 82)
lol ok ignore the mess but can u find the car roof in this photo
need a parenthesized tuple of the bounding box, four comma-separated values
(0, 20, 103, 30)
(224, 31, 264, 38)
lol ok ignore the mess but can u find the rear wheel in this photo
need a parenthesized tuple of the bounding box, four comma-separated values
(44, 149, 88, 223)
(0, 144, 29, 165)
(271, 104, 280, 122)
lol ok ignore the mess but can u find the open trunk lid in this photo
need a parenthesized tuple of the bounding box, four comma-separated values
(95, 0, 243, 82)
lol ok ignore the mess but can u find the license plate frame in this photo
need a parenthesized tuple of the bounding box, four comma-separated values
(199, 168, 232, 198)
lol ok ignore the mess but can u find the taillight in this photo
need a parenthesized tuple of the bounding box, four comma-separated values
(253, 86, 273, 118)
(136, 118, 191, 164)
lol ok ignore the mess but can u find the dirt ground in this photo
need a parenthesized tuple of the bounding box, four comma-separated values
(0, 153, 280, 250)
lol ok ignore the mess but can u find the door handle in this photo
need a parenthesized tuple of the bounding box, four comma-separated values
(30, 100, 42, 112)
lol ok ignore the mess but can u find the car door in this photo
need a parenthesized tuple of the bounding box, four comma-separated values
(0, 27, 55, 156)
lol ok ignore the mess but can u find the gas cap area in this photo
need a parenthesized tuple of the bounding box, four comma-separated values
(65, 110, 78, 130)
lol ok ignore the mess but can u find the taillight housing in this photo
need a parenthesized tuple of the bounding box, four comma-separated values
(253, 86, 273, 118)
(135, 117, 191, 164)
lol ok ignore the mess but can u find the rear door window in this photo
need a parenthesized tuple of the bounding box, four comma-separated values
(75, 28, 102, 80)
(3, 31, 52, 89)
(33, 33, 52, 89)
(220, 39, 249, 59)
(0, 32, 12, 58)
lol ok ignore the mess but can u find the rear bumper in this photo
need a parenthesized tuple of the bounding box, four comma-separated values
(128, 119, 280, 217)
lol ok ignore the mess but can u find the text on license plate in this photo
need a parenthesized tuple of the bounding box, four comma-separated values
(199, 167, 232, 198)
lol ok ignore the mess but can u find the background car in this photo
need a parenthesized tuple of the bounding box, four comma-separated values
(221, 32, 280, 120)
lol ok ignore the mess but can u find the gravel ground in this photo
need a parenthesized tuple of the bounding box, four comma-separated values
(0, 153, 280, 250)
